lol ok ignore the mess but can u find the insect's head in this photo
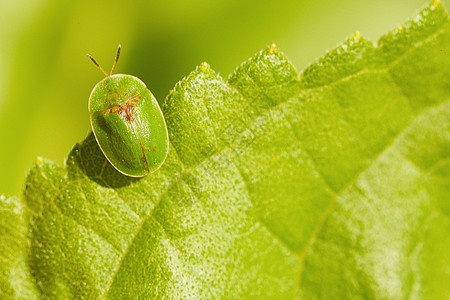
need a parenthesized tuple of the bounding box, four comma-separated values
(87, 44, 121, 77)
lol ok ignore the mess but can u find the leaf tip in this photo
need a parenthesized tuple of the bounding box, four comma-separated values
(199, 62, 210, 72)
(35, 156, 44, 166)
(353, 31, 361, 40)
(431, 0, 441, 8)
(269, 43, 278, 54)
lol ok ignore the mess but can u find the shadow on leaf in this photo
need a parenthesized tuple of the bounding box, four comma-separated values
(68, 132, 141, 188)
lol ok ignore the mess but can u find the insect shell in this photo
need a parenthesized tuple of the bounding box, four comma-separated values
(87, 45, 169, 177)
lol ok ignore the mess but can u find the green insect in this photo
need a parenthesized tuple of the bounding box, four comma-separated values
(87, 45, 169, 177)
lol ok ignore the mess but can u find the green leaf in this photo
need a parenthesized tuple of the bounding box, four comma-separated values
(0, 195, 39, 299)
(2, 1, 450, 298)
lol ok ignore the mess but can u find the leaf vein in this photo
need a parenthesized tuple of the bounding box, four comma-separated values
(294, 95, 449, 293)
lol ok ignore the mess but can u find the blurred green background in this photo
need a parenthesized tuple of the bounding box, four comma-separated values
(0, 0, 430, 195)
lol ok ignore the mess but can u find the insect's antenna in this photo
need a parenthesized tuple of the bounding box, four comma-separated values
(110, 44, 121, 76)
(87, 54, 108, 77)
